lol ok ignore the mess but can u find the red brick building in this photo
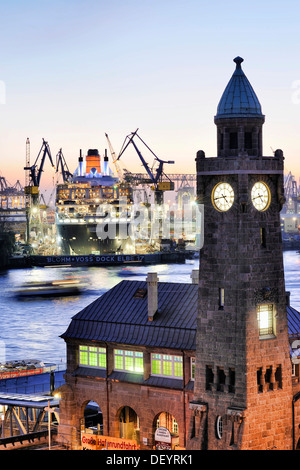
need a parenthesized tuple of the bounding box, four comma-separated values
(57, 270, 300, 450)
(58, 273, 199, 450)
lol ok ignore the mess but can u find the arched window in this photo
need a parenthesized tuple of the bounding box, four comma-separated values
(83, 401, 103, 434)
(215, 416, 223, 439)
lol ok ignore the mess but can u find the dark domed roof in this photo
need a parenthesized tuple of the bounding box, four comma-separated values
(215, 57, 263, 119)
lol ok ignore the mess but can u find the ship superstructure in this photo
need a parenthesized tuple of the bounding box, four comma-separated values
(56, 149, 135, 255)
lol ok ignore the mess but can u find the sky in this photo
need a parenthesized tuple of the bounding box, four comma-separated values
(1, 0, 300, 194)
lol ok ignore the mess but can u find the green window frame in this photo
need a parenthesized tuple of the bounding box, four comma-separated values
(151, 354, 183, 378)
(113, 349, 144, 374)
(191, 357, 195, 380)
(79, 345, 106, 368)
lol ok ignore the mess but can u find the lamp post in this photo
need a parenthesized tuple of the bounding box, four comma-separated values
(44, 400, 53, 450)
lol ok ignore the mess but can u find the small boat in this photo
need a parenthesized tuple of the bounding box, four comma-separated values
(14, 278, 82, 298)
(0, 359, 56, 380)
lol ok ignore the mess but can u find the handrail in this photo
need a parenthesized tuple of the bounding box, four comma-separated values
(0, 429, 57, 447)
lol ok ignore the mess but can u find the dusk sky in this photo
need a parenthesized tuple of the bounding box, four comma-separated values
(1, 0, 300, 193)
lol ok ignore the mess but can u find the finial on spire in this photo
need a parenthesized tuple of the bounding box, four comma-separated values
(234, 56, 244, 69)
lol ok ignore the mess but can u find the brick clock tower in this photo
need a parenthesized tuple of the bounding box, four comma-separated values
(188, 57, 293, 450)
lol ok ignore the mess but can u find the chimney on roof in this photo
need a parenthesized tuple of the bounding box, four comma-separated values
(286, 291, 290, 306)
(147, 272, 159, 321)
(191, 269, 199, 284)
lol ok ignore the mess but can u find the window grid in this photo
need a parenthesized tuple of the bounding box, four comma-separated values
(79, 345, 106, 369)
(114, 349, 144, 374)
(151, 354, 183, 378)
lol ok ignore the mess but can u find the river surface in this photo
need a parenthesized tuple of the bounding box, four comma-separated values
(0, 251, 299, 366)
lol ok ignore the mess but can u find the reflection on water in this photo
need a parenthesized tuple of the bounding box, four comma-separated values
(283, 250, 300, 311)
(0, 261, 199, 364)
(0, 251, 299, 365)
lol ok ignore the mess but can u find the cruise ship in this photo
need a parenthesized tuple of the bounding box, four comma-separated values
(56, 149, 135, 255)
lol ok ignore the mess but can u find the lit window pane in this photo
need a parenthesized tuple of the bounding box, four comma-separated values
(152, 359, 161, 374)
(80, 351, 88, 365)
(125, 356, 134, 371)
(89, 352, 97, 366)
(135, 357, 144, 373)
(174, 362, 183, 377)
(257, 305, 274, 336)
(163, 360, 173, 376)
(114, 354, 123, 370)
(99, 353, 106, 368)
(114, 349, 143, 374)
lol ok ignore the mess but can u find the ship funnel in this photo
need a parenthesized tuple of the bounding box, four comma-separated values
(86, 149, 101, 175)
(103, 149, 109, 176)
(79, 149, 83, 176)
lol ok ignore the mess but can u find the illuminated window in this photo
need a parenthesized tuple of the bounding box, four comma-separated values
(79, 345, 106, 368)
(257, 304, 275, 337)
(151, 354, 183, 379)
(191, 357, 195, 381)
(114, 349, 144, 374)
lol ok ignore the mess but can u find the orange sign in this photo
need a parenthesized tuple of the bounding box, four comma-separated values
(81, 433, 140, 450)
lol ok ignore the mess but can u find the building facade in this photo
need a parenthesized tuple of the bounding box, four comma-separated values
(58, 275, 199, 450)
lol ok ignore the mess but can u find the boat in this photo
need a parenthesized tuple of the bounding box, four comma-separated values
(0, 360, 56, 380)
(55, 148, 135, 256)
(14, 278, 82, 297)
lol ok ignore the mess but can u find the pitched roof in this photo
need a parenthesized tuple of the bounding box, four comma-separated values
(287, 304, 300, 337)
(215, 57, 264, 119)
(61, 279, 300, 351)
(61, 280, 198, 350)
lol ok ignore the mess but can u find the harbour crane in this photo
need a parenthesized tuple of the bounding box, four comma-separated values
(56, 148, 73, 183)
(24, 139, 55, 243)
(105, 133, 124, 179)
(117, 129, 175, 205)
(24, 139, 55, 204)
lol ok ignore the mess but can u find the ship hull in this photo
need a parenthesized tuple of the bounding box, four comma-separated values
(57, 221, 135, 255)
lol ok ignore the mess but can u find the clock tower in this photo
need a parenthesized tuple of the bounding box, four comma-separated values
(188, 57, 293, 450)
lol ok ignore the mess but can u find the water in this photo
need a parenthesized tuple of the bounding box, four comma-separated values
(0, 261, 199, 365)
(0, 251, 299, 366)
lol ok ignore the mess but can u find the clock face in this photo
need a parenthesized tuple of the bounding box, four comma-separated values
(251, 182, 270, 211)
(212, 182, 234, 212)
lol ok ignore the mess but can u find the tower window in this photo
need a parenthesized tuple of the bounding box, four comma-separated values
(206, 365, 214, 391)
(264, 366, 273, 391)
(244, 132, 252, 149)
(257, 367, 263, 392)
(260, 227, 266, 248)
(220, 133, 224, 150)
(229, 132, 238, 149)
(217, 367, 226, 392)
(257, 304, 275, 337)
(275, 365, 282, 389)
(215, 416, 223, 439)
(219, 288, 225, 309)
(228, 368, 235, 393)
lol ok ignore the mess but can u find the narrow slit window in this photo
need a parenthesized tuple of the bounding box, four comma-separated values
(260, 227, 266, 247)
(219, 288, 224, 309)
(244, 132, 252, 149)
(229, 132, 238, 149)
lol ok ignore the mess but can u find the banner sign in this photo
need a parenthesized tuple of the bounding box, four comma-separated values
(81, 433, 139, 450)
